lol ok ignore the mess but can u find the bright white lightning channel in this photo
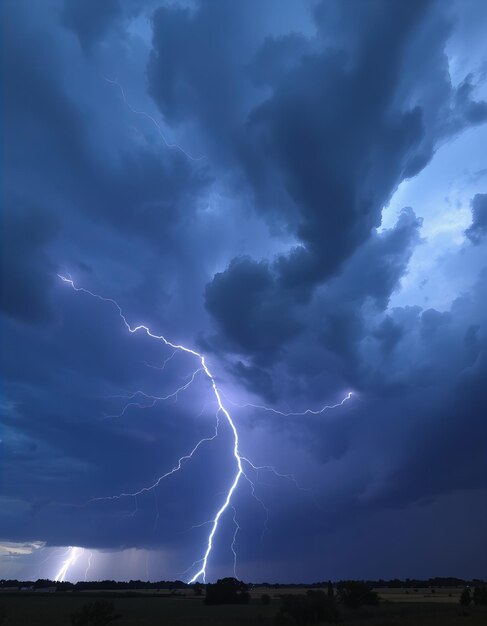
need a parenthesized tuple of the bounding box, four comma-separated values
(58, 275, 352, 582)
(55, 546, 82, 582)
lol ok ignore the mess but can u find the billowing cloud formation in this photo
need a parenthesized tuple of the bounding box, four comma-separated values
(466, 193, 487, 243)
(149, 0, 486, 294)
(1, 0, 486, 582)
(206, 256, 303, 358)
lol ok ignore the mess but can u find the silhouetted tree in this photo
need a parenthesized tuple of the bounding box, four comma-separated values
(336, 581, 379, 609)
(460, 588, 472, 607)
(327, 581, 334, 599)
(473, 586, 487, 605)
(275, 590, 339, 625)
(261, 593, 271, 605)
(192, 582, 203, 596)
(70, 599, 121, 626)
(204, 577, 250, 605)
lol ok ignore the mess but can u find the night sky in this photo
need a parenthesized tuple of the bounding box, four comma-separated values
(1, 0, 487, 583)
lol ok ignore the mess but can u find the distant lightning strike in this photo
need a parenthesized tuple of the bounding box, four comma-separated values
(58, 275, 352, 582)
(84, 551, 93, 582)
(104, 77, 205, 162)
(230, 507, 240, 579)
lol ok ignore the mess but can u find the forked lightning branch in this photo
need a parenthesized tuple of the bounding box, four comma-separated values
(57, 275, 353, 583)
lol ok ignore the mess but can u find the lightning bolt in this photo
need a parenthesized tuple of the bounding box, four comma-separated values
(87, 408, 221, 504)
(105, 368, 203, 419)
(55, 546, 83, 582)
(142, 349, 177, 371)
(84, 551, 93, 582)
(58, 275, 352, 582)
(104, 77, 205, 162)
(223, 391, 353, 416)
(230, 506, 240, 579)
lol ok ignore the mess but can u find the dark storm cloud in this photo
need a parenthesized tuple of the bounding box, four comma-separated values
(230, 361, 278, 403)
(330, 207, 423, 311)
(242, 4, 428, 286)
(0, 202, 58, 323)
(0, 0, 217, 562)
(297, 206, 424, 385)
(376, 372, 487, 509)
(0, 288, 231, 553)
(248, 19, 483, 288)
(465, 192, 487, 243)
(245, 276, 487, 572)
(145, 0, 487, 356)
(420, 308, 452, 337)
(147, 0, 264, 148)
(205, 256, 302, 358)
(204, 204, 422, 361)
(453, 75, 487, 126)
(60, 0, 161, 51)
(144, 2, 487, 578)
(60, 0, 123, 50)
(362, 297, 487, 510)
(248, 33, 310, 89)
(372, 316, 404, 356)
(1, 0, 487, 581)
(2, 0, 210, 255)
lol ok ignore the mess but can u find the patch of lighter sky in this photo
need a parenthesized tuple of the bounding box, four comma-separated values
(381, 123, 487, 313)
(380, 8, 487, 311)
(445, 0, 487, 95)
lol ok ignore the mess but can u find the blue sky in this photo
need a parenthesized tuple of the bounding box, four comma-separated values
(1, 0, 486, 583)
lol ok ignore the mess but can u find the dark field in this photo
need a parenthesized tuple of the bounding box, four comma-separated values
(1, 589, 486, 626)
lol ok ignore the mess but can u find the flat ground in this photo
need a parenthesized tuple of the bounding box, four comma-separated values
(1, 588, 485, 625)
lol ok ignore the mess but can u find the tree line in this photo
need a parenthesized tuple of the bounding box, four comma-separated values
(1, 576, 485, 591)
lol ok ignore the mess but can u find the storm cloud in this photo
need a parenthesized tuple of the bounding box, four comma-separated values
(1, 0, 486, 582)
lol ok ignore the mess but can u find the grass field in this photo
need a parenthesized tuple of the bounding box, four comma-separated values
(1, 589, 485, 625)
